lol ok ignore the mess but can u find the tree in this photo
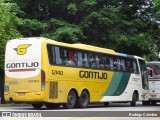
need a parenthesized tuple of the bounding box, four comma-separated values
(155, 0, 160, 10)
(0, 0, 22, 77)
(79, 0, 160, 58)
(41, 18, 84, 43)
(7, 0, 160, 60)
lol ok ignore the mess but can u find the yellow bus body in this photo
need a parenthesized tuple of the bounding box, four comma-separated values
(4, 37, 149, 108)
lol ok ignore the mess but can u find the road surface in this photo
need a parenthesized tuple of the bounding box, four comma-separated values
(0, 102, 159, 120)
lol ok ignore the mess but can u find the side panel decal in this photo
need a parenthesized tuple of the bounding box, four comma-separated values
(102, 72, 131, 96)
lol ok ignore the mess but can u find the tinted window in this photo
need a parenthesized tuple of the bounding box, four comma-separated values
(47, 44, 55, 65)
(88, 52, 97, 68)
(47, 44, 140, 74)
(147, 64, 160, 75)
(55, 46, 63, 65)
(121, 58, 126, 71)
(78, 51, 89, 68)
(133, 59, 139, 74)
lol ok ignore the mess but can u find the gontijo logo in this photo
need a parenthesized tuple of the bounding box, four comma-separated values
(14, 44, 31, 55)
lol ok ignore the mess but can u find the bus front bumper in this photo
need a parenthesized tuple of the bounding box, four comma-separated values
(149, 94, 160, 101)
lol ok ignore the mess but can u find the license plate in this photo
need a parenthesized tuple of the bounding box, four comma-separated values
(18, 93, 25, 96)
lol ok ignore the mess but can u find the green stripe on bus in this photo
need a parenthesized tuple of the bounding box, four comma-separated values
(103, 72, 123, 96)
(103, 72, 131, 96)
(112, 72, 131, 96)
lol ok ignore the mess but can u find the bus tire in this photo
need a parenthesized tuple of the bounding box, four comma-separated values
(130, 92, 138, 107)
(45, 103, 60, 109)
(104, 102, 109, 106)
(32, 103, 43, 109)
(64, 90, 76, 109)
(151, 101, 157, 105)
(77, 90, 89, 108)
(142, 101, 150, 106)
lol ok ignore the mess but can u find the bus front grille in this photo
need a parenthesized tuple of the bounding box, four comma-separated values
(50, 82, 58, 99)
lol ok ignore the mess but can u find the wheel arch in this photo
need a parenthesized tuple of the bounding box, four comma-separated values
(69, 88, 78, 98)
(133, 90, 139, 101)
(68, 88, 90, 102)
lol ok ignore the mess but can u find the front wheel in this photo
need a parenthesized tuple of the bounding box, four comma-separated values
(142, 101, 150, 106)
(76, 90, 89, 108)
(130, 92, 138, 107)
(104, 102, 109, 107)
(63, 90, 76, 109)
(151, 101, 157, 105)
(32, 103, 43, 109)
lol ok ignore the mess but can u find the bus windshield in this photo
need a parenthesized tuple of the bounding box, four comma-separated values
(147, 64, 160, 76)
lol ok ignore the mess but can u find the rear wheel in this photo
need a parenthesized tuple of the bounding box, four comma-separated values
(130, 92, 138, 107)
(45, 103, 60, 109)
(63, 90, 76, 109)
(77, 90, 89, 108)
(32, 103, 43, 109)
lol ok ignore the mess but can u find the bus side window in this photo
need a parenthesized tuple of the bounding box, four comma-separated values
(47, 45, 55, 64)
(130, 59, 134, 73)
(121, 59, 126, 71)
(105, 56, 110, 70)
(89, 52, 97, 68)
(66, 49, 77, 67)
(55, 46, 63, 65)
(110, 58, 114, 70)
(77, 51, 89, 68)
(83, 52, 89, 67)
(77, 51, 83, 67)
(126, 60, 131, 72)
(113, 58, 117, 70)
(73, 51, 78, 66)
(98, 54, 105, 69)
(95, 55, 100, 68)
(133, 59, 139, 74)
(117, 58, 121, 71)
(63, 49, 69, 65)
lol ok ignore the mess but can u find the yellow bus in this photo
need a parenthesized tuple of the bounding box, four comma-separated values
(4, 37, 149, 109)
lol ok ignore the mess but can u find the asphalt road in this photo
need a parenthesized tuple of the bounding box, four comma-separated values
(0, 102, 159, 120)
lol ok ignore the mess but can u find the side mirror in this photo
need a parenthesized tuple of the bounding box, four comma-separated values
(147, 67, 153, 77)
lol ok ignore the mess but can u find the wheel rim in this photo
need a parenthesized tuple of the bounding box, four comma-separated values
(68, 94, 75, 105)
(81, 93, 87, 104)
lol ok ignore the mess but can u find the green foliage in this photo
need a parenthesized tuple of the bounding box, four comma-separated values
(0, 0, 22, 70)
(0, 0, 160, 72)
(18, 19, 47, 37)
(67, 3, 78, 15)
(155, 0, 160, 10)
(42, 18, 83, 43)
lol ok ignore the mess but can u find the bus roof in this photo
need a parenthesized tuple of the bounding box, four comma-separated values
(9, 37, 142, 59)
(45, 38, 143, 59)
(73, 43, 115, 54)
(44, 38, 116, 54)
(7, 37, 44, 41)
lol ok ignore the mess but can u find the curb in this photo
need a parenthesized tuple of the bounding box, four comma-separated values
(0, 103, 30, 107)
(0, 104, 11, 107)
